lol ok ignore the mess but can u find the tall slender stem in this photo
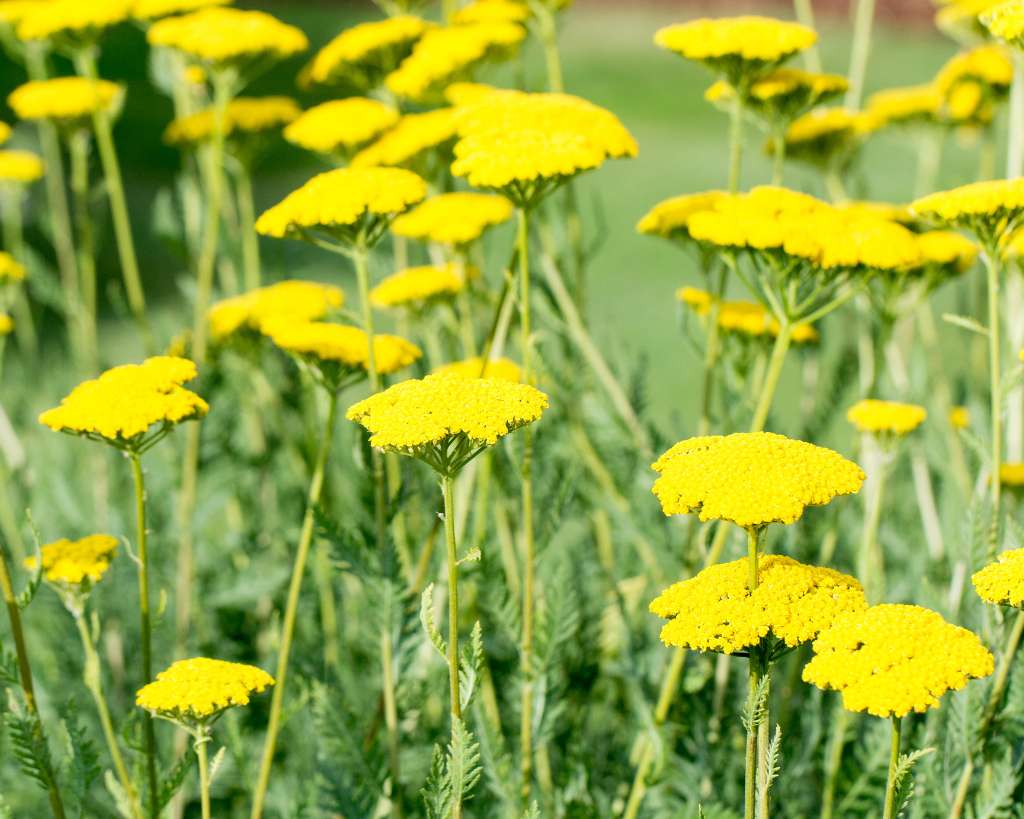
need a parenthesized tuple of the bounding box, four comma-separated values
(728, 90, 744, 194)
(195, 732, 212, 819)
(985, 248, 1002, 554)
(793, 0, 823, 72)
(250, 389, 338, 819)
(235, 161, 261, 292)
(69, 129, 98, 373)
(698, 266, 726, 436)
(534, 2, 564, 93)
(845, 0, 877, 111)
(820, 708, 850, 819)
(744, 528, 762, 819)
(443, 473, 463, 818)
(858, 448, 889, 603)
(381, 626, 403, 818)
(771, 129, 786, 187)
(750, 320, 792, 433)
(129, 451, 157, 819)
(882, 717, 902, 819)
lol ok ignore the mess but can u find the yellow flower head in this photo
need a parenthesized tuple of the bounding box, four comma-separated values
(912, 178, 1024, 243)
(783, 107, 877, 166)
(999, 462, 1024, 486)
(255, 167, 427, 246)
(386, 22, 525, 101)
(0, 149, 43, 184)
(165, 96, 301, 146)
(655, 16, 817, 85)
(9, 78, 121, 124)
(351, 107, 459, 169)
(973, 548, 1024, 606)
(0, 122, 9, 145)
(133, 0, 231, 20)
(390, 192, 512, 245)
(0, 313, 10, 335)
(347, 373, 548, 475)
(847, 399, 927, 436)
(433, 356, 522, 382)
(17, 0, 132, 43)
(147, 7, 308, 65)
(937, 0, 1005, 41)
(867, 84, 943, 128)
(369, 264, 469, 309)
(283, 98, 399, 156)
(637, 191, 729, 243)
(650, 555, 866, 655)
(706, 69, 848, 124)
(39, 356, 208, 448)
(136, 658, 274, 722)
(652, 431, 865, 529)
(24, 534, 118, 587)
(917, 230, 978, 274)
(0, 251, 26, 282)
(983, 0, 1024, 43)
(803, 604, 994, 718)
(0, 1, 47, 28)
(445, 80, 499, 106)
(934, 44, 1012, 111)
(302, 15, 432, 89)
(950, 405, 971, 429)
(676, 286, 714, 314)
(208, 279, 344, 341)
(453, 0, 530, 24)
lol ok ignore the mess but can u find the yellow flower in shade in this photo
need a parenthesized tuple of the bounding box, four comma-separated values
(8, 78, 122, 124)
(950, 405, 971, 429)
(255, 167, 427, 246)
(25, 534, 118, 587)
(917, 230, 978, 273)
(0, 313, 10, 335)
(973, 548, 1024, 606)
(676, 286, 714, 314)
(934, 45, 1012, 121)
(208, 280, 344, 341)
(136, 658, 274, 723)
(0, 149, 43, 184)
(706, 69, 848, 124)
(637, 191, 728, 243)
(133, 0, 231, 20)
(17, 0, 132, 42)
(999, 462, 1024, 486)
(38, 356, 208, 448)
(283, 98, 399, 157)
(803, 604, 993, 718)
(302, 15, 432, 89)
(0, 251, 26, 282)
(369, 264, 468, 309)
(650, 555, 866, 655)
(433, 356, 522, 382)
(390, 192, 512, 245)
(0, 122, 8, 145)
(867, 84, 943, 128)
(347, 373, 548, 475)
(351, 108, 459, 169)
(651, 431, 864, 529)
(655, 16, 817, 86)
(263, 320, 421, 390)
(164, 97, 301, 146)
(912, 178, 1024, 244)
(147, 7, 308, 65)
(783, 107, 878, 167)
(386, 22, 525, 101)
(675, 288, 817, 342)
(453, 0, 530, 24)
(847, 399, 927, 436)
(983, 0, 1024, 42)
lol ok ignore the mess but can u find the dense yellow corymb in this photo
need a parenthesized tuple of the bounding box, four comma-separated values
(147, 7, 308, 64)
(136, 658, 274, 721)
(433, 356, 523, 383)
(284, 99, 398, 155)
(0, 251, 25, 281)
(303, 15, 431, 88)
(9, 78, 121, 122)
(847, 399, 927, 435)
(973, 548, 1024, 607)
(655, 16, 816, 65)
(0, 149, 43, 183)
(263, 320, 421, 376)
(369, 264, 467, 309)
(17, 0, 132, 41)
(390, 192, 512, 245)
(25, 534, 118, 586)
(912, 178, 1024, 228)
(165, 97, 301, 145)
(351, 108, 458, 169)
(208, 280, 344, 340)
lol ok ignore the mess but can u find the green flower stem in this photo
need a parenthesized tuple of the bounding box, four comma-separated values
(68, 129, 98, 373)
(443, 474, 462, 725)
(235, 161, 262, 292)
(195, 731, 212, 819)
(858, 446, 890, 603)
(454, 252, 477, 357)
(728, 89, 744, 194)
(0, 541, 67, 819)
(948, 609, 1024, 819)
(128, 451, 158, 819)
(845, 0, 877, 111)
(820, 707, 850, 819)
(698, 267, 726, 436)
(251, 389, 338, 819)
(771, 129, 786, 187)
(533, 0, 564, 93)
(745, 527, 764, 819)
(984, 247, 1003, 553)
(793, 0, 823, 71)
(73, 613, 143, 819)
(381, 625, 403, 819)
(750, 319, 792, 433)
(0, 187, 37, 357)
(74, 48, 152, 354)
(882, 716, 902, 819)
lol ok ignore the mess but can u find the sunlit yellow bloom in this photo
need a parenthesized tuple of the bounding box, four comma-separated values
(652, 431, 864, 529)
(369, 264, 468, 309)
(676, 286, 714, 314)
(0, 251, 26, 282)
(283, 98, 398, 157)
(165, 97, 301, 145)
(937, 0, 1004, 41)
(386, 21, 525, 100)
(803, 604, 993, 718)
(351, 108, 459, 169)
(303, 15, 431, 89)
(208, 280, 344, 340)
(847, 399, 927, 436)
(17, 0, 132, 42)
(390, 192, 512, 245)
(916, 231, 978, 275)
(39, 356, 208, 447)
(912, 178, 1024, 243)
(0, 1, 47, 27)
(974, 548, 1024, 606)
(433, 356, 522, 382)
(1000, 462, 1024, 486)
(133, 0, 231, 20)
(0, 313, 10, 335)
(453, 0, 529, 24)
(0, 149, 43, 183)
(834, 200, 913, 223)
(706, 69, 847, 123)
(8, 78, 121, 123)
(950, 405, 971, 429)
(147, 7, 308, 65)
(982, 0, 1024, 43)
(676, 287, 816, 342)
(445, 80, 499, 106)
(935, 44, 1012, 98)
(783, 107, 878, 166)
(263, 320, 421, 379)
(136, 658, 274, 722)
(650, 555, 866, 655)
(637, 191, 728, 242)
(867, 84, 942, 127)
(25, 534, 118, 587)
(0, 122, 8, 145)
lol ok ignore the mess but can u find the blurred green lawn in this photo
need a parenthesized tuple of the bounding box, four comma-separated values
(0, 3, 996, 423)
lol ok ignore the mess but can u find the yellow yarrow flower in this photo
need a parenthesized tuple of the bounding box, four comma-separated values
(0, 1, 47, 27)
(973, 548, 1024, 606)
(650, 555, 866, 655)
(783, 106, 878, 167)
(39, 356, 208, 448)
(0, 149, 43, 184)
(133, 0, 232, 21)
(453, 0, 530, 24)
(369, 264, 469, 309)
(0, 313, 11, 335)
(351, 108, 459, 169)
(803, 604, 993, 718)
(937, 0, 1004, 41)
(283, 98, 398, 157)
(950, 405, 971, 429)
(8, 78, 122, 124)
(136, 658, 273, 723)
(917, 230, 978, 273)
(25, 534, 118, 587)
(637, 191, 728, 243)
(999, 462, 1024, 486)
(676, 286, 714, 314)
(17, 0, 132, 42)
(208, 280, 344, 341)
(347, 373, 548, 475)
(444, 80, 499, 106)
(147, 7, 308, 65)
(0, 251, 26, 282)
(867, 84, 943, 128)
(934, 44, 1012, 117)
(912, 178, 1024, 245)
(983, 0, 1024, 43)
(390, 192, 512, 245)
(433, 356, 522, 382)
(164, 96, 300, 146)
(675, 288, 816, 343)
(651, 431, 865, 529)
(302, 15, 432, 89)
(847, 399, 927, 436)
(706, 69, 847, 124)
(0, 122, 9, 145)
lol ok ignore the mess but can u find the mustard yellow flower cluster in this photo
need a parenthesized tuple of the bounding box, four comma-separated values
(351, 108, 459, 169)
(999, 462, 1024, 486)
(0, 2, 46, 28)
(950, 405, 971, 429)
(706, 69, 848, 124)
(255, 167, 427, 243)
(147, 7, 308, 65)
(917, 230, 978, 273)
(650, 555, 866, 654)
(0, 313, 11, 336)
(433, 356, 522, 382)
(973, 548, 1024, 607)
(369, 264, 468, 309)
(284, 98, 398, 156)
(9, 78, 121, 123)
(867, 84, 943, 127)
(678, 288, 818, 343)
(0, 149, 43, 183)
(912, 178, 1024, 242)
(0, 251, 26, 281)
(136, 658, 274, 722)
(302, 15, 431, 89)
(165, 97, 301, 146)
(652, 431, 865, 528)
(935, 44, 1012, 96)
(391, 192, 513, 245)
(263, 320, 421, 377)
(25, 534, 118, 587)
(17, 0, 132, 42)
(784, 107, 878, 165)
(208, 280, 344, 341)
(983, 0, 1024, 42)
(936, 0, 1004, 40)
(636, 191, 729, 242)
(39, 356, 208, 446)
(386, 22, 525, 100)
(803, 604, 993, 717)
(133, 0, 231, 21)
(453, 0, 529, 24)
(847, 399, 927, 436)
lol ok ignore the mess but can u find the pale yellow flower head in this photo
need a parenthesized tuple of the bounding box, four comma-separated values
(912, 178, 1024, 244)
(999, 462, 1024, 486)
(0, 313, 11, 336)
(208, 280, 344, 341)
(390, 192, 512, 245)
(25, 534, 118, 588)
(847, 399, 927, 436)
(973, 548, 1024, 606)
(676, 286, 714, 314)
(706, 69, 847, 124)
(17, 0, 132, 42)
(133, 0, 231, 20)
(136, 658, 274, 722)
(783, 107, 878, 167)
(351, 108, 459, 169)
(9, 78, 122, 124)
(165, 97, 301, 146)
(370, 264, 468, 309)
(867, 84, 943, 128)
(0, 251, 26, 282)
(433, 356, 522, 382)
(803, 604, 993, 718)
(937, 0, 1004, 42)
(0, 1, 47, 28)
(283, 98, 398, 157)
(650, 555, 866, 655)
(983, 0, 1024, 43)
(637, 191, 729, 243)
(917, 230, 978, 273)
(934, 44, 1012, 103)
(147, 7, 308, 66)
(0, 149, 43, 184)
(652, 431, 864, 529)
